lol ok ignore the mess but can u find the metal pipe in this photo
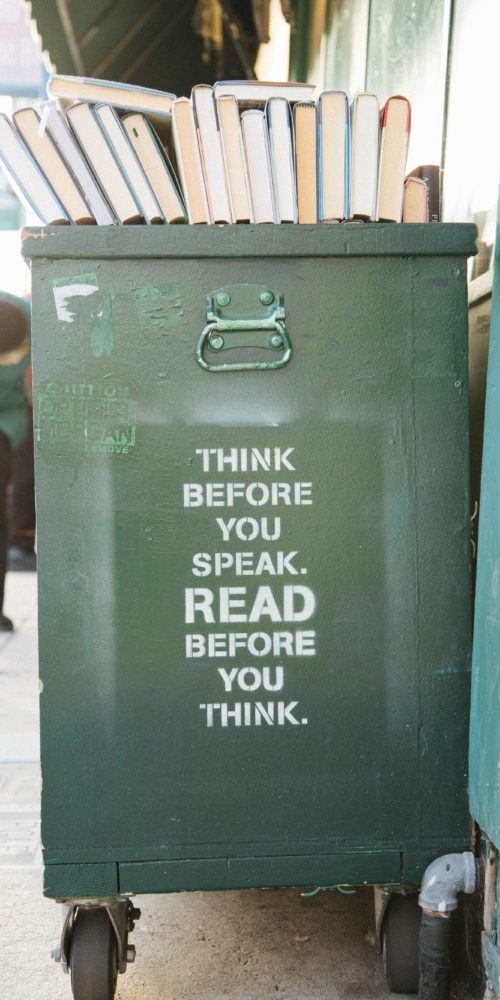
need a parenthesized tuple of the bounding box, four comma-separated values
(418, 852, 478, 1000)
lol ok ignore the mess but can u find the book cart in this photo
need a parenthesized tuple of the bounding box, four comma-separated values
(23, 223, 476, 999)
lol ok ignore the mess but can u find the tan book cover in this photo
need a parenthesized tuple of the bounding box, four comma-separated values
(318, 91, 349, 222)
(376, 96, 411, 222)
(409, 164, 440, 221)
(217, 95, 251, 223)
(294, 102, 317, 224)
(403, 176, 428, 222)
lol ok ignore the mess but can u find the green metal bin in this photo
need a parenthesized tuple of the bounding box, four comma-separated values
(23, 223, 476, 997)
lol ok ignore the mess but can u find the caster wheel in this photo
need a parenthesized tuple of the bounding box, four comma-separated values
(382, 892, 420, 994)
(70, 907, 118, 1000)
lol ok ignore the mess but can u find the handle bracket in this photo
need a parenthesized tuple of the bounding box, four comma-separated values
(196, 284, 291, 372)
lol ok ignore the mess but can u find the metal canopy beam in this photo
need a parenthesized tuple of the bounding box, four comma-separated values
(54, 0, 86, 74)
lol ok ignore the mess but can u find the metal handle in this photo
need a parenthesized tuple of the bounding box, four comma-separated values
(196, 285, 292, 372)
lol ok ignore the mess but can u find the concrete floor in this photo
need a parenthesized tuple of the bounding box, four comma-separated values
(0, 572, 471, 1000)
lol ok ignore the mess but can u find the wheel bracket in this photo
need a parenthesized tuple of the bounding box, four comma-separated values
(52, 897, 141, 975)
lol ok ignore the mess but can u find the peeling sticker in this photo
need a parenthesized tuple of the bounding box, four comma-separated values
(52, 273, 100, 323)
(52, 274, 114, 358)
(134, 283, 183, 333)
(36, 382, 137, 455)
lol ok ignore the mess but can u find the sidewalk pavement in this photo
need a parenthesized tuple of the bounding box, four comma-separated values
(0, 571, 467, 1000)
(0, 571, 68, 997)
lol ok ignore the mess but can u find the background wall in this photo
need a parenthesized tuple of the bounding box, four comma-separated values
(290, 0, 499, 262)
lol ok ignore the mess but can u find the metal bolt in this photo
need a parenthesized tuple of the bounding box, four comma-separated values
(209, 334, 224, 351)
(51, 947, 62, 963)
(269, 334, 283, 349)
(215, 291, 231, 307)
(260, 290, 274, 306)
(126, 945, 136, 963)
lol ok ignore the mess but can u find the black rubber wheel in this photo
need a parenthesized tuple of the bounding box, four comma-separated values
(382, 892, 421, 994)
(70, 907, 118, 1000)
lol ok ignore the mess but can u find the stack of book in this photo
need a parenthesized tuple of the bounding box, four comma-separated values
(0, 75, 439, 228)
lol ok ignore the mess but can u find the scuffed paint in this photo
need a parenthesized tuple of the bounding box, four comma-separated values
(134, 283, 183, 333)
(90, 290, 113, 359)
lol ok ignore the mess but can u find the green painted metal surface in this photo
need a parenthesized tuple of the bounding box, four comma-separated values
(470, 209, 500, 846)
(469, 206, 500, 993)
(23, 224, 475, 899)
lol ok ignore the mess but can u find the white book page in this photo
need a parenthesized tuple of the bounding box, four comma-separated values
(350, 95, 379, 220)
(267, 99, 297, 223)
(241, 112, 275, 224)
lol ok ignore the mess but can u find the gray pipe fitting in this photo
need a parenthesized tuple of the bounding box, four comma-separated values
(418, 851, 477, 914)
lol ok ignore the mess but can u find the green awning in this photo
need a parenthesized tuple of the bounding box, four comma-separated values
(25, 0, 274, 97)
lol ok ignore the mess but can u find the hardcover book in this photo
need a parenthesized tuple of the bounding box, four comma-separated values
(294, 101, 317, 224)
(350, 93, 379, 221)
(403, 176, 428, 222)
(240, 109, 276, 224)
(213, 80, 316, 106)
(376, 95, 411, 222)
(94, 103, 163, 224)
(48, 75, 175, 116)
(408, 164, 440, 222)
(266, 98, 297, 224)
(40, 102, 115, 224)
(192, 85, 232, 224)
(318, 91, 350, 222)
(0, 113, 69, 225)
(66, 102, 143, 224)
(171, 97, 209, 225)
(13, 107, 94, 225)
(122, 114, 187, 224)
(216, 95, 252, 223)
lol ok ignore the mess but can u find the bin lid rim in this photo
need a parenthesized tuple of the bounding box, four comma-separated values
(21, 222, 478, 261)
